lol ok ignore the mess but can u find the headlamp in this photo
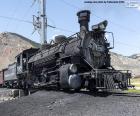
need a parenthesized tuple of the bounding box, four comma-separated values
(92, 20, 108, 31)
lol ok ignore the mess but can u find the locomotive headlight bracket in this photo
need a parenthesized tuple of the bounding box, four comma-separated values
(105, 31, 115, 49)
(69, 64, 78, 74)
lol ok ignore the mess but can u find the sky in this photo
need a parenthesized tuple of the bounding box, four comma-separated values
(0, 0, 140, 56)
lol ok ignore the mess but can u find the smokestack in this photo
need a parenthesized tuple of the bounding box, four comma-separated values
(77, 10, 90, 32)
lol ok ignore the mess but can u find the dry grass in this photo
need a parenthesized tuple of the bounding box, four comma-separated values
(125, 89, 140, 94)
(131, 77, 140, 84)
(129, 77, 140, 92)
(125, 77, 140, 93)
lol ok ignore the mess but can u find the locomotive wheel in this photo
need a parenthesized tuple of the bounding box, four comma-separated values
(59, 64, 71, 89)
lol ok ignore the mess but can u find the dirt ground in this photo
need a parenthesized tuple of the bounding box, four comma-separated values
(0, 90, 140, 116)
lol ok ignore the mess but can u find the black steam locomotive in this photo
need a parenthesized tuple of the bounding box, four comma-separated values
(1, 10, 131, 92)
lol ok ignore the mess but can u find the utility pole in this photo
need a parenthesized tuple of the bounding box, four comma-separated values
(40, 0, 47, 44)
(33, 0, 47, 46)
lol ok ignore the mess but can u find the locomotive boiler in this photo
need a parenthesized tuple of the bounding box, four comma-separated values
(14, 10, 131, 91)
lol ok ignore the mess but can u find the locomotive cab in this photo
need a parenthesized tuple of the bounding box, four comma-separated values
(15, 48, 39, 89)
(16, 48, 38, 75)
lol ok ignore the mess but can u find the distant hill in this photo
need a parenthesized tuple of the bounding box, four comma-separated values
(111, 52, 140, 77)
(129, 54, 140, 61)
(0, 32, 40, 70)
(9, 33, 40, 48)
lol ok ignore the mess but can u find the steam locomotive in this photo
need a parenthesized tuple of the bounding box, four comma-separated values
(0, 10, 131, 92)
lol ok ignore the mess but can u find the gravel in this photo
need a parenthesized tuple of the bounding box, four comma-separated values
(0, 90, 140, 116)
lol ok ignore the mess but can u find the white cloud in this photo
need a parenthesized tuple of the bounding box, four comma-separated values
(137, 6, 140, 10)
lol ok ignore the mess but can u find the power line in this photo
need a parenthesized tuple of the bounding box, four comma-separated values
(93, 14, 140, 35)
(2, 13, 138, 38)
(0, 15, 76, 34)
(14, 1, 36, 32)
(48, 25, 75, 33)
(0, 0, 138, 48)
(58, 0, 140, 47)
(0, 15, 32, 24)
(60, 0, 139, 35)
(115, 40, 140, 48)
(54, 0, 140, 48)
(59, 0, 80, 10)
(4, 0, 21, 31)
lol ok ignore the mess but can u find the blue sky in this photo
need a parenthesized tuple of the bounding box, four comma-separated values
(0, 0, 140, 56)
